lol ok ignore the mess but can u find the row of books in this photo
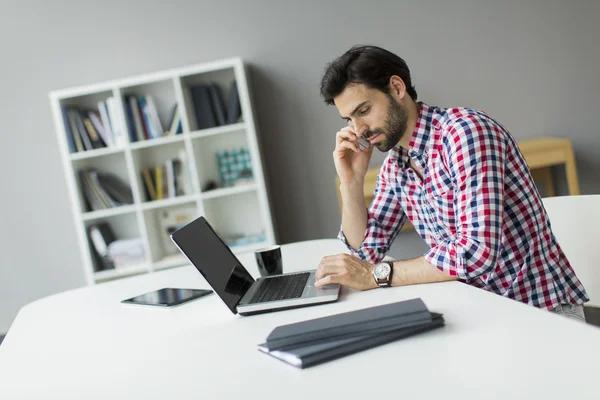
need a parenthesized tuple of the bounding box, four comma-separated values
(62, 98, 127, 153)
(189, 80, 241, 130)
(79, 169, 133, 212)
(123, 95, 182, 142)
(141, 156, 190, 202)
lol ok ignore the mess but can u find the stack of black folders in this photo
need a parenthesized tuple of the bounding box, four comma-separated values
(257, 298, 443, 369)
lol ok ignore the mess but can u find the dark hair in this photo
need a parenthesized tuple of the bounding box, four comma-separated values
(320, 45, 418, 105)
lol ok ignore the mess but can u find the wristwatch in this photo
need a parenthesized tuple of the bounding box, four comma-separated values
(372, 261, 393, 288)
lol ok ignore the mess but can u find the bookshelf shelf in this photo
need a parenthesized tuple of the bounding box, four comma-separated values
(189, 122, 246, 139)
(70, 146, 125, 161)
(50, 57, 276, 285)
(82, 204, 138, 221)
(201, 183, 257, 200)
(140, 194, 198, 211)
(129, 134, 186, 151)
(94, 263, 150, 282)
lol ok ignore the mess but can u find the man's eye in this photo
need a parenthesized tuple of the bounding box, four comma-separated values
(359, 108, 369, 116)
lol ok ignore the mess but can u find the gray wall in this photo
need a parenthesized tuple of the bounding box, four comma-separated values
(1, 0, 598, 333)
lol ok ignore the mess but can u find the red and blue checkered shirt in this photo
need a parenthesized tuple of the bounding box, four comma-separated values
(339, 102, 588, 310)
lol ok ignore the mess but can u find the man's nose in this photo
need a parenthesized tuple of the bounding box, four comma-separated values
(350, 120, 368, 137)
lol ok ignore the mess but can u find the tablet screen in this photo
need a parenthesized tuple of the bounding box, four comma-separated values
(122, 288, 213, 307)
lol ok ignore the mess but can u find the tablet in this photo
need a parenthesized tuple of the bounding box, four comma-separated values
(121, 288, 213, 307)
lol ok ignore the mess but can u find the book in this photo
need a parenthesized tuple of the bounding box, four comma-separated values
(208, 83, 226, 126)
(83, 116, 107, 149)
(74, 111, 93, 151)
(172, 159, 183, 196)
(165, 159, 175, 198)
(122, 97, 138, 143)
(88, 170, 117, 208)
(97, 101, 114, 146)
(138, 96, 157, 139)
(261, 314, 444, 369)
(166, 103, 182, 135)
(128, 96, 145, 142)
(177, 149, 192, 195)
(155, 165, 163, 200)
(88, 223, 117, 271)
(67, 110, 84, 152)
(226, 80, 241, 124)
(89, 111, 113, 147)
(145, 95, 164, 137)
(106, 97, 127, 146)
(142, 167, 157, 201)
(96, 173, 133, 204)
(61, 106, 76, 153)
(190, 84, 217, 129)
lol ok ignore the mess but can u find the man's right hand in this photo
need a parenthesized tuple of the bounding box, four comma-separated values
(334, 126, 374, 186)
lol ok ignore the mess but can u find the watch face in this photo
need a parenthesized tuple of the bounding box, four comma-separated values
(373, 263, 391, 279)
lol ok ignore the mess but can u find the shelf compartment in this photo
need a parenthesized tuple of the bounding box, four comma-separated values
(130, 141, 195, 203)
(142, 201, 200, 265)
(190, 128, 251, 191)
(72, 152, 134, 214)
(59, 90, 127, 154)
(84, 213, 146, 275)
(179, 68, 243, 133)
(120, 79, 181, 143)
(203, 190, 266, 250)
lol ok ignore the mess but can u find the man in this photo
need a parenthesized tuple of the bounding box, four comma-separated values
(314, 45, 588, 321)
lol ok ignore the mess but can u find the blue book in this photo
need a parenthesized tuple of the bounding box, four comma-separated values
(61, 106, 76, 153)
(123, 97, 138, 142)
(137, 96, 157, 139)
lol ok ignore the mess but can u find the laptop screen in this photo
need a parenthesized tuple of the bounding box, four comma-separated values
(170, 216, 255, 314)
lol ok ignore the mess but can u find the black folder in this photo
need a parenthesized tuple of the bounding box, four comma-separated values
(258, 298, 444, 368)
(262, 298, 432, 351)
(260, 313, 444, 369)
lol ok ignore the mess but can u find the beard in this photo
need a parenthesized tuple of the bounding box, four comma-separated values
(364, 95, 408, 152)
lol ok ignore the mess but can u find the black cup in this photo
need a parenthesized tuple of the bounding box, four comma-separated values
(255, 245, 283, 277)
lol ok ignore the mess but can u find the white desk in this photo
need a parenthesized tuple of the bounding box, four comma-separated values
(1, 239, 599, 399)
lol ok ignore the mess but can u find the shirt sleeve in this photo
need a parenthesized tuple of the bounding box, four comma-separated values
(424, 115, 506, 280)
(338, 159, 407, 263)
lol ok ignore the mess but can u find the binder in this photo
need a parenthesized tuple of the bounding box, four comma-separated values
(226, 80, 241, 124)
(190, 84, 217, 129)
(262, 314, 444, 369)
(258, 298, 444, 368)
(208, 83, 226, 126)
(263, 298, 432, 351)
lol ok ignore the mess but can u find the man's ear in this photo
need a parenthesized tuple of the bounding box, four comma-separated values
(388, 75, 406, 99)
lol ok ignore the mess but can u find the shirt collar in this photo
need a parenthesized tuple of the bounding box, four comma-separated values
(388, 102, 437, 168)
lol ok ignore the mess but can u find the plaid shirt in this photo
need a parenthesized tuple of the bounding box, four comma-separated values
(339, 102, 588, 310)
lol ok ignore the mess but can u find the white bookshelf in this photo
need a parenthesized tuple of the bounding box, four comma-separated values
(49, 58, 276, 285)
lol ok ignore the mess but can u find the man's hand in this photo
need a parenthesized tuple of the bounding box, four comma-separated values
(315, 254, 377, 290)
(334, 125, 374, 185)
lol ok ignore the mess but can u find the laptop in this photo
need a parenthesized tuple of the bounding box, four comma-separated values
(170, 216, 340, 316)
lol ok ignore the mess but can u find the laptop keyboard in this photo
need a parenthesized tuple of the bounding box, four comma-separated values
(249, 273, 310, 304)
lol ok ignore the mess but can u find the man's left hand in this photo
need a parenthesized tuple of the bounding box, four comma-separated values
(315, 254, 377, 290)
